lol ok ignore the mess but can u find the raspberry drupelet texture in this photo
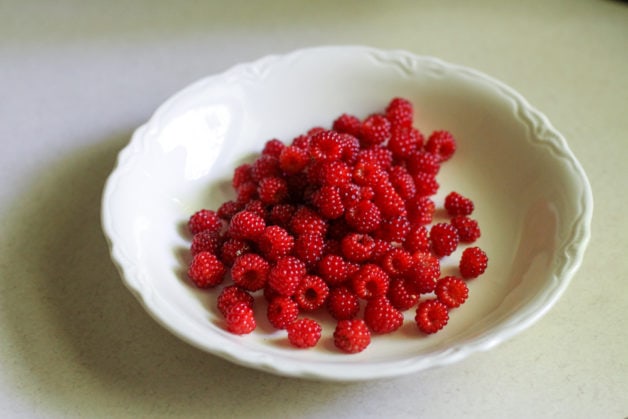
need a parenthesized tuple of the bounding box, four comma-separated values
(217, 285, 254, 317)
(426, 130, 456, 162)
(406, 196, 435, 226)
(219, 238, 252, 267)
(257, 176, 289, 205)
(225, 302, 256, 335)
(406, 150, 440, 176)
(262, 138, 286, 158)
(268, 256, 307, 297)
(228, 210, 266, 241)
(188, 251, 227, 288)
(326, 286, 360, 320)
(279, 145, 309, 175)
(387, 125, 422, 160)
(385, 97, 414, 128)
(341, 233, 375, 263)
(313, 185, 345, 219)
(334, 319, 371, 353)
(415, 299, 449, 334)
(266, 296, 299, 329)
(387, 278, 420, 311)
(258, 225, 295, 262)
(286, 318, 322, 348)
(430, 222, 460, 258)
(381, 248, 414, 279)
(230, 253, 270, 292)
(444, 191, 475, 217)
(332, 113, 362, 137)
(459, 247, 488, 279)
(364, 296, 404, 334)
(293, 233, 325, 267)
(451, 215, 481, 243)
(359, 114, 391, 147)
(310, 130, 344, 162)
(294, 275, 329, 311)
(190, 230, 222, 256)
(188, 209, 223, 236)
(351, 264, 390, 300)
(407, 252, 441, 294)
(345, 200, 382, 233)
(317, 254, 350, 286)
(435, 276, 469, 308)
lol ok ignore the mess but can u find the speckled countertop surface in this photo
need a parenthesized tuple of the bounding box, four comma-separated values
(1, 1, 626, 417)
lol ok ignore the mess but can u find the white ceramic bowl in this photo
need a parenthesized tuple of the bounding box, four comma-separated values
(101, 46, 592, 381)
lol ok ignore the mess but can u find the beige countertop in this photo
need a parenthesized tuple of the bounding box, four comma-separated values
(1, 1, 626, 417)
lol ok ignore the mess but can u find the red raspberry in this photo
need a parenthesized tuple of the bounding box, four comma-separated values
(372, 184, 407, 218)
(337, 133, 361, 164)
(294, 275, 329, 311)
(425, 130, 456, 162)
(268, 256, 306, 296)
(407, 196, 435, 225)
(190, 230, 222, 256)
(377, 216, 410, 243)
(340, 233, 375, 263)
(451, 215, 481, 243)
(262, 138, 285, 158)
(380, 248, 414, 279)
(387, 278, 419, 311)
(228, 211, 266, 241)
(404, 224, 430, 253)
(430, 222, 460, 258)
(225, 302, 256, 335)
(332, 113, 361, 137)
(219, 238, 252, 267)
(187, 251, 226, 288)
(267, 296, 299, 329)
(313, 185, 345, 219)
(278, 145, 309, 175)
(333, 319, 371, 353)
(258, 225, 294, 261)
(364, 296, 404, 334)
(413, 172, 440, 197)
(459, 247, 488, 279)
(339, 183, 364, 209)
(370, 238, 392, 263)
(310, 130, 344, 162)
(217, 200, 242, 221)
(415, 299, 449, 334)
(359, 114, 391, 146)
(407, 150, 440, 176)
(319, 160, 352, 187)
(444, 191, 475, 217)
(388, 165, 416, 200)
(326, 286, 360, 320)
(188, 209, 222, 235)
(268, 203, 296, 227)
(257, 176, 288, 205)
(387, 125, 422, 160)
(293, 233, 325, 267)
(235, 181, 258, 204)
(231, 253, 270, 292)
(232, 163, 253, 189)
(290, 206, 327, 236)
(435, 276, 469, 308)
(286, 318, 322, 348)
(291, 134, 311, 150)
(358, 147, 393, 171)
(326, 218, 351, 241)
(385, 97, 414, 128)
(352, 158, 388, 187)
(217, 285, 254, 317)
(243, 200, 267, 219)
(250, 154, 280, 182)
(407, 252, 440, 294)
(317, 254, 350, 286)
(345, 200, 382, 233)
(351, 264, 390, 300)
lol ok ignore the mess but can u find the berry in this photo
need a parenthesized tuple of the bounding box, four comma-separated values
(243, 200, 267, 219)
(430, 222, 460, 258)
(235, 181, 258, 204)
(188, 209, 222, 235)
(364, 296, 404, 334)
(313, 185, 345, 219)
(219, 238, 252, 267)
(286, 318, 322, 348)
(407, 196, 435, 225)
(333, 319, 371, 353)
(217, 200, 242, 221)
(385, 97, 414, 128)
(267, 296, 299, 329)
(406, 151, 440, 176)
(225, 302, 256, 335)
(407, 252, 440, 294)
(231, 253, 270, 292)
(444, 191, 474, 217)
(190, 230, 222, 256)
(293, 233, 325, 267)
(372, 184, 407, 218)
(381, 248, 414, 278)
(326, 286, 360, 320)
(370, 238, 393, 263)
(268, 256, 306, 296)
(435, 276, 469, 308)
(345, 200, 382, 233)
(228, 211, 266, 241)
(290, 206, 327, 237)
(359, 114, 391, 146)
(319, 161, 352, 187)
(279, 145, 309, 175)
(459, 247, 488, 279)
(310, 130, 344, 162)
(332, 113, 361, 137)
(451, 215, 481, 243)
(258, 225, 295, 261)
(351, 264, 390, 300)
(187, 251, 227, 288)
(352, 158, 388, 187)
(258, 176, 289, 205)
(262, 138, 285, 158)
(338, 133, 361, 164)
(387, 125, 422, 160)
(250, 154, 280, 182)
(340, 233, 375, 263)
(232, 164, 253, 189)
(268, 203, 296, 227)
(413, 172, 440, 197)
(294, 275, 329, 311)
(217, 285, 254, 317)
(317, 254, 350, 286)
(415, 299, 449, 334)
(358, 146, 393, 171)
(404, 224, 430, 253)
(377, 216, 411, 243)
(387, 278, 419, 311)
(425, 130, 456, 162)
(388, 165, 416, 200)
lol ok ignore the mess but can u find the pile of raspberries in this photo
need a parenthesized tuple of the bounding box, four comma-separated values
(185, 97, 488, 354)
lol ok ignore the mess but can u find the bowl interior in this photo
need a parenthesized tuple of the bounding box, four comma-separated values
(102, 47, 591, 380)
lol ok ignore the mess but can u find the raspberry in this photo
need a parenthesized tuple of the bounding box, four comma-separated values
(267, 296, 299, 329)
(318, 160, 352, 187)
(279, 145, 309, 175)
(310, 130, 344, 162)
(387, 278, 419, 311)
(425, 130, 456, 162)
(406, 150, 440, 176)
(290, 206, 327, 236)
(435, 276, 469, 308)
(291, 134, 311, 150)
(250, 154, 280, 182)
(187, 251, 227, 288)
(190, 230, 222, 256)
(217, 200, 242, 221)
(294, 275, 329, 311)
(372, 184, 407, 218)
(377, 216, 410, 243)
(380, 248, 414, 278)
(404, 224, 430, 253)
(243, 200, 267, 219)
(413, 172, 440, 197)
(364, 296, 404, 334)
(359, 114, 391, 146)
(326, 286, 360, 320)
(415, 299, 449, 334)
(317, 254, 350, 286)
(312, 185, 345, 219)
(188, 209, 222, 235)
(459, 247, 488, 279)
(387, 125, 422, 160)
(345, 200, 382, 233)
(370, 238, 392, 263)
(231, 253, 270, 292)
(268, 203, 296, 227)
(351, 264, 390, 300)
(430, 222, 460, 258)
(286, 318, 322, 348)
(332, 113, 361, 137)
(444, 191, 474, 217)
(333, 319, 371, 353)
(352, 158, 388, 187)
(228, 211, 266, 241)
(217, 285, 254, 317)
(407, 252, 440, 294)
(268, 256, 306, 296)
(262, 138, 285, 158)
(337, 133, 361, 164)
(235, 181, 258, 204)
(407, 196, 435, 225)
(219, 238, 252, 267)
(257, 176, 289, 205)
(225, 302, 256, 335)
(358, 147, 393, 171)
(339, 183, 364, 209)
(340, 233, 375, 263)
(388, 165, 416, 201)
(258, 225, 294, 262)
(232, 163, 253, 189)
(451, 215, 481, 243)
(385, 97, 414, 128)
(293, 233, 325, 266)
